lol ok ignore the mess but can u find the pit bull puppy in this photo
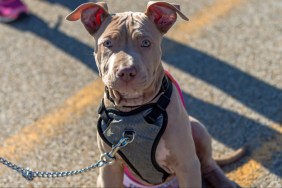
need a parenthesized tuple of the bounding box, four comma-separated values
(66, 2, 245, 187)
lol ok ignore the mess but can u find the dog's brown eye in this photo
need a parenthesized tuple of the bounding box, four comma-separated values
(141, 39, 151, 47)
(103, 40, 112, 48)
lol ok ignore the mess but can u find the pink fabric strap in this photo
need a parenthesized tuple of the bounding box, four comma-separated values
(165, 70, 186, 107)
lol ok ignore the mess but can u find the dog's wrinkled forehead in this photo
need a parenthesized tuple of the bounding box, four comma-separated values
(99, 12, 157, 39)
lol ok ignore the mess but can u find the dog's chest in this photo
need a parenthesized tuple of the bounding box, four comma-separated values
(97, 105, 170, 184)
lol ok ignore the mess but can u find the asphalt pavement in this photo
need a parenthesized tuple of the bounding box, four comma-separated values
(0, 0, 281, 187)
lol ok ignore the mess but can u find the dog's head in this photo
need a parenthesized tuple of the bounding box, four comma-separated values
(67, 1, 188, 106)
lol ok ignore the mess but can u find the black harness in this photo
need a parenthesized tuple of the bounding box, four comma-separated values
(97, 76, 173, 184)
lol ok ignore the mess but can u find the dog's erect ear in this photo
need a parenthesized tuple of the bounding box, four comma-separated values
(66, 2, 109, 35)
(145, 1, 188, 33)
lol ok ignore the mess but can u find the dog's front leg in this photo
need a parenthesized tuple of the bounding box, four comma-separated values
(174, 143, 202, 187)
(96, 162, 124, 188)
(96, 135, 125, 188)
(165, 94, 202, 187)
(165, 117, 202, 187)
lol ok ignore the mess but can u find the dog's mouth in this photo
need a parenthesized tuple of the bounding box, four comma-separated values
(107, 89, 144, 106)
(104, 75, 158, 107)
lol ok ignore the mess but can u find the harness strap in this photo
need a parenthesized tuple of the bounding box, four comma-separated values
(144, 76, 173, 124)
(97, 100, 112, 125)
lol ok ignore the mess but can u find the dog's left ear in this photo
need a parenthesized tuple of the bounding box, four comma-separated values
(145, 1, 189, 34)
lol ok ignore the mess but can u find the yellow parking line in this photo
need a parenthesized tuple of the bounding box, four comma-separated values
(227, 133, 282, 187)
(0, 79, 104, 162)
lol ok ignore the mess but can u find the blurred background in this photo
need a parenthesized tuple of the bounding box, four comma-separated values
(0, 0, 281, 187)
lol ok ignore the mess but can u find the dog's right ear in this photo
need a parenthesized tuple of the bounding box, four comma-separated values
(66, 2, 109, 35)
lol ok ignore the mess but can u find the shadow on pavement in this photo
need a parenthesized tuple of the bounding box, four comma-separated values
(46, 0, 89, 10)
(162, 38, 282, 124)
(10, 14, 98, 72)
(8, 1, 282, 178)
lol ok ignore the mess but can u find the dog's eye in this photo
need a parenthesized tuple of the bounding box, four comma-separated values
(103, 40, 113, 48)
(141, 39, 151, 47)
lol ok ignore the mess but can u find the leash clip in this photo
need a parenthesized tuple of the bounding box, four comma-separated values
(101, 130, 135, 165)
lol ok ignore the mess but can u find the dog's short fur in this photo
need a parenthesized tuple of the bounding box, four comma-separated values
(67, 2, 245, 187)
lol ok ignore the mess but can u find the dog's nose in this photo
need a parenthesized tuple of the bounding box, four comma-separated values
(117, 66, 137, 82)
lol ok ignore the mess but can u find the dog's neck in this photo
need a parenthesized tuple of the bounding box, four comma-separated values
(103, 67, 165, 112)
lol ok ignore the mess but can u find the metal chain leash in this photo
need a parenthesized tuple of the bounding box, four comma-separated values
(0, 131, 135, 181)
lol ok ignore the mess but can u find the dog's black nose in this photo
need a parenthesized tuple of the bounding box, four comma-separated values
(117, 66, 137, 82)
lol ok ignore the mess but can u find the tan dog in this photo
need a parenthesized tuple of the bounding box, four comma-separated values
(67, 2, 245, 187)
